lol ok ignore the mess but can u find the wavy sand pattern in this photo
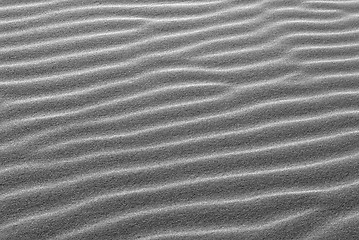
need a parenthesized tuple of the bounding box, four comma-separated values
(1, 0, 359, 239)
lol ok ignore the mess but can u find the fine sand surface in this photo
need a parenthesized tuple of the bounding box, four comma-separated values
(1, 0, 359, 239)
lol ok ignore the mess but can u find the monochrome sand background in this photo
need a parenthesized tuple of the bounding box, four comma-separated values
(1, 0, 359, 239)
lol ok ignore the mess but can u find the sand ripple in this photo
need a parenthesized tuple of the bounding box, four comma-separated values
(1, 0, 359, 239)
